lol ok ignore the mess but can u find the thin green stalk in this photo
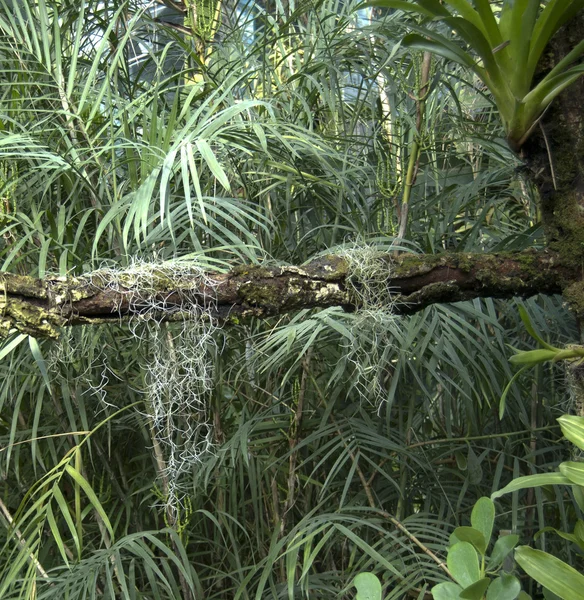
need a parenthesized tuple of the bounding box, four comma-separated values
(396, 52, 432, 245)
(407, 425, 557, 449)
(396, 391, 415, 521)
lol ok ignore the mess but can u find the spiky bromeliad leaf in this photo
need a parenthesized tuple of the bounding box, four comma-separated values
(358, 0, 584, 150)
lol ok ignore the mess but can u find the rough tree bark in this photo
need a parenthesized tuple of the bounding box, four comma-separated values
(1, 16, 583, 339)
(521, 14, 584, 321)
(0, 250, 574, 338)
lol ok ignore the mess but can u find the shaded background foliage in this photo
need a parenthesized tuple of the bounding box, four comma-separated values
(0, 0, 581, 598)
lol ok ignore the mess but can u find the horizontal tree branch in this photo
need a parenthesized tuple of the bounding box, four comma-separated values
(0, 250, 571, 338)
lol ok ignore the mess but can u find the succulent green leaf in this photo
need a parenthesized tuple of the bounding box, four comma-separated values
(452, 527, 487, 556)
(448, 542, 480, 588)
(486, 574, 521, 600)
(471, 497, 495, 548)
(515, 546, 584, 600)
(488, 535, 520, 570)
(573, 485, 584, 512)
(460, 578, 491, 600)
(455, 450, 468, 470)
(354, 573, 382, 600)
(507, 0, 539, 96)
(525, 66, 584, 119)
(432, 582, 463, 600)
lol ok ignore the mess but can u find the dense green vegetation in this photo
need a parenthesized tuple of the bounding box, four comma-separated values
(0, 0, 583, 598)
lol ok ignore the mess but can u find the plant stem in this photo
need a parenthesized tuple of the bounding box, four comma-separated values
(406, 425, 557, 449)
(396, 51, 432, 246)
(0, 496, 49, 579)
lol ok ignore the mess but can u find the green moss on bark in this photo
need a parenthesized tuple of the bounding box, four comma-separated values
(563, 282, 584, 321)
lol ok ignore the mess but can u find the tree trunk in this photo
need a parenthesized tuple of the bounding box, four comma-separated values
(522, 13, 584, 319)
(0, 251, 572, 338)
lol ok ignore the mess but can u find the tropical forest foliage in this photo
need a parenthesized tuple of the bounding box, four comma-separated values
(0, 0, 583, 598)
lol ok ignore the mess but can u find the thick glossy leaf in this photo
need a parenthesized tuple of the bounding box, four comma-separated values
(354, 573, 382, 600)
(447, 542, 480, 588)
(515, 546, 584, 600)
(460, 578, 491, 600)
(488, 535, 519, 570)
(471, 497, 495, 548)
(507, 0, 540, 96)
(559, 462, 584, 486)
(432, 582, 463, 600)
(558, 415, 584, 451)
(491, 473, 572, 499)
(452, 527, 487, 556)
(486, 574, 521, 600)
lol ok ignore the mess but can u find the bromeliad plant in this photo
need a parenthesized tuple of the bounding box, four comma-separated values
(361, 0, 584, 151)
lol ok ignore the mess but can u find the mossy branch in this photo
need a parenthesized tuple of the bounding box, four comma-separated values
(0, 250, 571, 338)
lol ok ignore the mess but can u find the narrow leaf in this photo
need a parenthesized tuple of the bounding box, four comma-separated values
(492, 473, 572, 499)
(65, 464, 114, 539)
(518, 305, 559, 351)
